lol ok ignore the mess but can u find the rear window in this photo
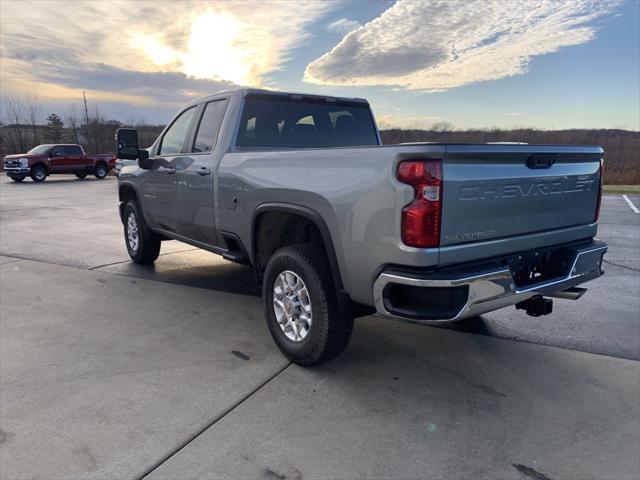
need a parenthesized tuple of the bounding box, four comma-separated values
(236, 96, 379, 148)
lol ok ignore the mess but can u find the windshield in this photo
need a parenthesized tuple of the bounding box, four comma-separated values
(237, 96, 379, 148)
(28, 145, 52, 154)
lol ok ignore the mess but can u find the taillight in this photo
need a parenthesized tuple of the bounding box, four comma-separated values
(595, 157, 604, 222)
(397, 160, 443, 248)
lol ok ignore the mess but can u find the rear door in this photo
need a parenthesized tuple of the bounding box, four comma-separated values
(140, 106, 197, 232)
(440, 145, 602, 247)
(65, 145, 86, 172)
(173, 98, 229, 245)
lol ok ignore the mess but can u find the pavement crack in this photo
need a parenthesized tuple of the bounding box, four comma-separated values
(89, 248, 200, 270)
(602, 259, 640, 272)
(513, 464, 554, 480)
(136, 361, 292, 480)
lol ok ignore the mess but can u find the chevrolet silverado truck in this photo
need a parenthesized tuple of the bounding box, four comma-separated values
(116, 88, 607, 365)
(3, 144, 115, 182)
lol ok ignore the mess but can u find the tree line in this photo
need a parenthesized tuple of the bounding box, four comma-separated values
(0, 95, 163, 158)
(1, 96, 637, 184)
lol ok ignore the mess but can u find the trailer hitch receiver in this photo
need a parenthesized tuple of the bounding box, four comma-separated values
(516, 295, 553, 317)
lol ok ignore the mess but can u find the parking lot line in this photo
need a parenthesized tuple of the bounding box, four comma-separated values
(622, 194, 640, 214)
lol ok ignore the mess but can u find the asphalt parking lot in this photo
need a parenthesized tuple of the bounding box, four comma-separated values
(1, 175, 639, 480)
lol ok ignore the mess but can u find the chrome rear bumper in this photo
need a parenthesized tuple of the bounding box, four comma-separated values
(373, 241, 607, 323)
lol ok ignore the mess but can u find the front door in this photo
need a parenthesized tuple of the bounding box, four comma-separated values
(173, 98, 228, 245)
(139, 106, 197, 232)
(47, 146, 69, 172)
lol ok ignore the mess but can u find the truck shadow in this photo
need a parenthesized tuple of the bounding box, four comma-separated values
(98, 252, 261, 297)
(3, 175, 116, 185)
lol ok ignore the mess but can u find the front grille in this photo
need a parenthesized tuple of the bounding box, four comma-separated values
(4, 160, 20, 168)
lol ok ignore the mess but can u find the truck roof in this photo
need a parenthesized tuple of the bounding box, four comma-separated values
(185, 88, 370, 108)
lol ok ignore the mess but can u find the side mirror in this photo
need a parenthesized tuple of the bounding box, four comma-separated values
(116, 128, 139, 160)
(137, 149, 153, 170)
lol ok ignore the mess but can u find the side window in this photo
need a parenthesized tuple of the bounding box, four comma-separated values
(68, 146, 82, 156)
(159, 107, 196, 155)
(50, 146, 64, 157)
(191, 99, 228, 153)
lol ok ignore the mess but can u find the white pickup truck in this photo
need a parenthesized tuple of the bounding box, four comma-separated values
(116, 88, 607, 365)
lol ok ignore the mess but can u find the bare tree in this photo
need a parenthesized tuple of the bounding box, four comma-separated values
(25, 92, 43, 146)
(0, 96, 29, 152)
(66, 104, 81, 144)
(85, 106, 120, 153)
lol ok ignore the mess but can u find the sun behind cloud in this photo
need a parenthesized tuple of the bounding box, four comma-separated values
(0, 1, 333, 102)
(133, 11, 251, 85)
(180, 12, 248, 84)
(127, 4, 334, 88)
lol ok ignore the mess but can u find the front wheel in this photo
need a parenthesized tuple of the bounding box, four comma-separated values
(9, 175, 25, 182)
(263, 244, 353, 366)
(123, 201, 161, 264)
(30, 165, 47, 182)
(94, 163, 108, 179)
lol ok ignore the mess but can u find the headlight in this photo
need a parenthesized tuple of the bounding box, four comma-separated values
(19, 158, 29, 167)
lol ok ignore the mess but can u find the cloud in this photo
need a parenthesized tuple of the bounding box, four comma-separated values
(327, 18, 362, 35)
(0, 0, 334, 111)
(305, 0, 620, 91)
(504, 112, 525, 116)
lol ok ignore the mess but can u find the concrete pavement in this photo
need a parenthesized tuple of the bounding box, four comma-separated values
(1, 175, 639, 479)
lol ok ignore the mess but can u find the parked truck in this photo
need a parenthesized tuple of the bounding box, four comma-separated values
(3, 144, 116, 182)
(116, 89, 607, 365)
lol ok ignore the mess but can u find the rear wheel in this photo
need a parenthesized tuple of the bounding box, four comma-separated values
(94, 163, 108, 179)
(9, 175, 25, 182)
(123, 200, 161, 264)
(263, 244, 353, 365)
(30, 165, 47, 182)
(75, 172, 87, 179)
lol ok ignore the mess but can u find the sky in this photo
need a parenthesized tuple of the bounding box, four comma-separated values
(1, 0, 638, 130)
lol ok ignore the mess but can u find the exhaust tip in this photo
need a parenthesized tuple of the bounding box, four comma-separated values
(547, 287, 588, 301)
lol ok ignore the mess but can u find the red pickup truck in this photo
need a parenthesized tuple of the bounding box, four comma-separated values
(3, 144, 116, 182)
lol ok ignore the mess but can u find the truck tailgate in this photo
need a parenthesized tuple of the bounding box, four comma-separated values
(440, 145, 602, 247)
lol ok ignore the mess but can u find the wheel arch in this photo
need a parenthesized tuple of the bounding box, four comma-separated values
(30, 161, 49, 173)
(251, 203, 344, 291)
(118, 182, 139, 224)
(248, 202, 377, 318)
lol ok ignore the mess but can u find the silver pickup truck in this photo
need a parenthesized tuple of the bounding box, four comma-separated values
(116, 88, 607, 365)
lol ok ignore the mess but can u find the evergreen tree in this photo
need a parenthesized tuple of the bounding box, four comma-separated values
(45, 113, 65, 143)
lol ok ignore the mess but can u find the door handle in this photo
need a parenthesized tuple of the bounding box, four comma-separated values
(196, 166, 211, 176)
(162, 166, 176, 174)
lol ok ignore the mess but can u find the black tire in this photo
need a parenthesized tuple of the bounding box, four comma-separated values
(75, 172, 87, 179)
(94, 163, 108, 179)
(263, 244, 353, 366)
(123, 200, 161, 264)
(9, 175, 25, 182)
(30, 165, 47, 182)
